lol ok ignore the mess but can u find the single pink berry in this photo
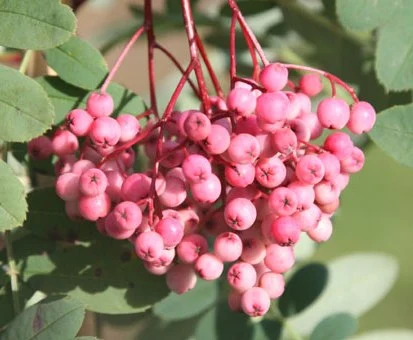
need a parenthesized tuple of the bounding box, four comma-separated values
(340, 146, 365, 173)
(323, 132, 354, 160)
(89, 116, 121, 148)
(28, 136, 53, 160)
(121, 173, 151, 201)
(289, 118, 311, 142)
(144, 262, 172, 276)
(190, 173, 221, 203)
(166, 167, 186, 183)
(272, 128, 298, 154)
(264, 244, 295, 273)
(66, 109, 93, 136)
(182, 154, 212, 183)
(314, 180, 340, 205)
(224, 198, 257, 230)
(154, 217, 184, 249)
(235, 115, 261, 135)
(269, 187, 298, 216)
(259, 272, 285, 299)
(214, 232, 243, 262)
(225, 163, 255, 188)
(159, 176, 187, 208)
(317, 98, 350, 129)
(227, 262, 257, 292)
(79, 168, 108, 197)
(256, 92, 290, 124)
(71, 160, 95, 175)
(117, 114, 140, 142)
(319, 198, 340, 215)
(226, 87, 257, 117)
(78, 193, 111, 221)
(299, 112, 323, 140)
(271, 216, 301, 246)
(292, 203, 322, 232)
(166, 264, 197, 294)
(333, 172, 350, 191)
(56, 172, 80, 201)
(299, 74, 323, 97)
(152, 247, 176, 267)
(255, 156, 287, 188)
(184, 111, 211, 141)
(134, 231, 164, 262)
(241, 237, 266, 265)
(195, 253, 224, 280)
(259, 63, 289, 92)
(286, 92, 312, 120)
(52, 130, 79, 156)
(105, 201, 142, 239)
(177, 234, 208, 264)
(178, 208, 201, 234)
(226, 185, 259, 203)
(318, 152, 341, 181)
(241, 287, 271, 317)
(308, 215, 333, 242)
(347, 101, 376, 134)
(295, 154, 325, 185)
(256, 133, 277, 158)
(288, 181, 316, 210)
(104, 170, 124, 203)
(86, 92, 114, 118)
(227, 133, 261, 164)
(204, 124, 231, 155)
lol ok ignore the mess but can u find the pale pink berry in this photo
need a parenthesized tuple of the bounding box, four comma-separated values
(299, 74, 323, 97)
(227, 133, 260, 164)
(78, 193, 111, 221)
(259, 272, 285, 299)
(56, 173, 80, 201)
(333, 172, 350, 191)
(226, 185, 259, 203)
(117, 114, 140, 142)
(308, 215, 333, 242)
(227, 87, 257, 117)
(228, 290, 243, 311)
(235, 115, 261, 135)
(121, 173, 150, 201)
(255, 156, 287, 188)
(154, 217, 184, 249)
(347, 101, 376, 134)
(190, 173, 221, 203)
(225, 163, 255, 188)
(134, 231, 164, 262)
(177, 234, 208, 264)
(79, 168, 108, 196)
(288, 181, 316, 210)
(89, 116, 121, 148)
(319, 198, 340, 214)
(227, 262, 257, 292)
(179, 208, 201, 234)
(86, 92, 114, 118)
(184, 111, 211, 141)
(323, 132, 354, 160)
(66, 109, 93, 136)
(271, 216, 300, 246)
(259, 63, 288, 92)
(264, 244, 295, 273)
(241, 237, 266, 264)
(299, 112, 323, 140)
(28, 136, 53, 160)
(269, 187, 298, 216)
(166, 167, 186, 183)
(289, 118, 311, 142)
(317, 98, 350, 129)
(195, 253, 224, 280)
(166, 264, 197, 294)
(144, 262, 172, 276)
(159, 176, 187, 208)
(224, 198, 257, 230)
(256, 92, 289, 124)
(71, 160, 95, 175)
(340, 146, 365, 173)
(272, 128, 297, 154)
(256, 133, 276, 158)
(257, 118, 284, 133)
(214, 232, 243, 262)
(52, 130, 79, 156)
(293, 203, 322, 232)
(318, 152, 341, 181)
(204, 124, 231, 154)
(105, 201, 142, 239)
(152, 248, 176, 267)
(295, 155, 325, 185)
(241, 287, 271, 317)
(286, 92, 312, 120)
(103, 171, 123, 203)
(314, 180, 340, 205)
(182, 154, 211, 183)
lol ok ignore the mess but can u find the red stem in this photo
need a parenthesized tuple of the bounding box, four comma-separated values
(101, 25, 146, 93)
(230, 12, 237, 87)
(239, 21, 260, 81)
(232, 76, 266, 92)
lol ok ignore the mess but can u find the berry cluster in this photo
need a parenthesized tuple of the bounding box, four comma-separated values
(28, 61, 375, 317)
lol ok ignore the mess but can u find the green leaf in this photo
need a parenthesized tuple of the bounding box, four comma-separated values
(289, 253, 398, 335)
(336, 0, 402, 31)
(22, 240, 169, 314)
(0, 160, 27, 231)
(44, 36, 108, 90)
(351, 329, 413, 340)
(0, 65, 54, 142)
(310, 313, 358, 340)
(1, 296, 85, 340)
(36, 76, 146, 124)
(375, 2, 413, 91)
(154, 280, 218, 321)
(0, 0, 76, 50)
(369, 104, 413, 167)
(279, 263, 328, 317)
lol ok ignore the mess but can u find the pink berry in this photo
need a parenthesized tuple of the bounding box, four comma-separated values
(317, 98, 350, 129)
(204, 124, 231, 154)
(121, 173, 150, 201)
(134, 231, 164, 262)
(259, 272, 285, 299)
(241, 287, 271, 317)
(347, 101, 376, 134)
(86, 92, 114, 117)
(224, 198, 257, 230)
(182, 154, 212, 183)
(286, 92, 312, 120)
(288, 181, 315, 210)
(259, 63, 288, 92)
(256, 133, 276, 158)
(159, 176, 187, 208)
(323, 132, 354, 160)
(299, 112, 323, 140)
(154, 217, 184, 249)
(52, 130, 79, 156)
(227, 262, 257, 292)
(28, 136, 53, 160)
(184, 111, 211, 141)
(340, 146, 365, 173)
(235, 115, 261, 135)
(105, 201, 142, 239)
(89, 116, 121, 148)
(66, 109, 93, 136)
(241, 237, 266, 264)
(293, 203, 322, 232)
(289, 118, 311, 142)
(79, 168, 108, 197)
(195, 253, 224, 280)
(256, 92, 289, 124)
(166, 264, 197, 294)
(264, 244, 295, 273)
(56, 173, 80, 201)
(72, 160, 95, 175)
(190, 173, 221, 203)
(295, 154, 325, 185)
(255, 156, 287, 188)
(227, 87, 257, 117)
(214, 232, 243, 262)
(144, 262, 172, 276)
(78, 193, 111, 221)
(308, 215, 333, 242)
(269, 187, 298, 216)
(225, 163, 255, 188)
(227, 133, 260, 164)
(152, 248, 176, 267)
(271, 216, 301, 246)
(299, 74, 323, 97)
(314, 180, 340, 205)
(117, 114, 140, 142)
(318, 152, 341, 181)
(177, 234, 208, 264)
(272, 128, 297, 154)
